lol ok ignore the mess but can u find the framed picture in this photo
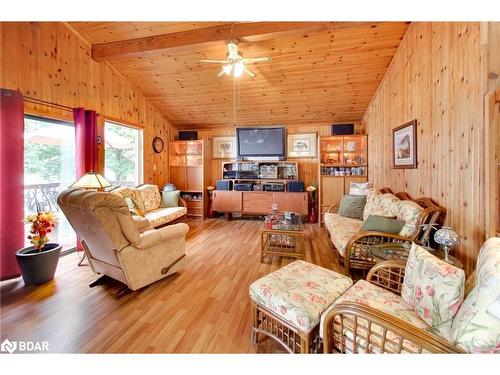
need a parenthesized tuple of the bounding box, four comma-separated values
(393, 120, 417, 169)
(287, 133, 317, 158)
(212, 136, 237, 159)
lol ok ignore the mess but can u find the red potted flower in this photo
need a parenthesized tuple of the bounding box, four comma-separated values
(16, 210, 61, 286)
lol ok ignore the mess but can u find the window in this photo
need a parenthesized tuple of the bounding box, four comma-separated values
(24, 115, 77, 252)
(104, 120, 143, 187)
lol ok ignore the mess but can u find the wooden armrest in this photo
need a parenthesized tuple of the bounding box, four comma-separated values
(327, 204, 338, 213)
(366, 260, 407, 295)
(322, 302, 461, 354)
(178, 198, 187, 208)
(349, 231, 413, 244)
(344, 231, 413, 275)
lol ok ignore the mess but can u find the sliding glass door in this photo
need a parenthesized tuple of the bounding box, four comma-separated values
(23, 115, 76, 252)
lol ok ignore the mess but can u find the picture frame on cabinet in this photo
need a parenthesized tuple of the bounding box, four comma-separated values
(287, 133, 317, 158)
(393, 120, 417, 169)
(212, 136, 237, 159)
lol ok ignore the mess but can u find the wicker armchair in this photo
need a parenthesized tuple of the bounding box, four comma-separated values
(326, 187, 446, 275)
(322, 261, 463, 353)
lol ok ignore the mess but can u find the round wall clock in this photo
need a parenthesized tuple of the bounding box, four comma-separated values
(152, 136, 164, 153)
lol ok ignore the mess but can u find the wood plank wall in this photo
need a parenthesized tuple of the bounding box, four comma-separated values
(0, 22, 176, 187)
(362, 22, 499, 275)
(190, 123, 363, 188)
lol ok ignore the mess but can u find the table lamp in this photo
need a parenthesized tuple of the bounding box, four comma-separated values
(70, 171, 111, 191)
(434, 226, 460, 262)
(69, 171, 112, 266)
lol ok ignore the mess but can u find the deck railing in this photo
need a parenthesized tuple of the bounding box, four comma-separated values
(24, 180, 136, 213)
(24, 182, 62, 213)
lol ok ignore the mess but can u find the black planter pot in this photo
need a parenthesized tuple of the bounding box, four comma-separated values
(16, 243, 62, 286)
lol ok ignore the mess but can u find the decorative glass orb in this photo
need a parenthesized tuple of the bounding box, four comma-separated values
(162, 183, 177, 192)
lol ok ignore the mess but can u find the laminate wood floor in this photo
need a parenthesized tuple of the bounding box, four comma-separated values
(0, 218, 343, 353)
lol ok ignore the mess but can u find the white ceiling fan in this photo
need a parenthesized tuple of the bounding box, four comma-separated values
(199, 39, 271, 78)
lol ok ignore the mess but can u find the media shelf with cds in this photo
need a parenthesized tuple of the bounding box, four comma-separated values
(212, 161, 308, 217)
(222, 161, 299, 181)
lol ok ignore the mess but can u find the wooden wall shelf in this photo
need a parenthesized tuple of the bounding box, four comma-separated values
(169, 140, 208, 218)
(318, 135, 368, 223)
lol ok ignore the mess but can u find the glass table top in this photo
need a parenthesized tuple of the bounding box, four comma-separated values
(263, 213, 303, 231)
(370, 242, 463, 268)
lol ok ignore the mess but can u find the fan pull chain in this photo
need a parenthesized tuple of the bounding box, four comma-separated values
(233, 77, 241, 126)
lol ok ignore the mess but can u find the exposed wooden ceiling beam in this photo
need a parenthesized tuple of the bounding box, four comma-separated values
(91, 22, 361, 61)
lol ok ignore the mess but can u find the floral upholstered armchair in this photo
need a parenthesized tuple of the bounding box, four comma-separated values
(320, 238, 500, 354)
(324, 187, 445, 274)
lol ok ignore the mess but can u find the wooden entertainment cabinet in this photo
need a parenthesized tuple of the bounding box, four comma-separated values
(212, 161, 308, 216)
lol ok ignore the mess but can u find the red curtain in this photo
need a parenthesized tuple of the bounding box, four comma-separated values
(73, 108, 98, 178)
(0, 89, 24, 280)
(73, 108, 98, 252)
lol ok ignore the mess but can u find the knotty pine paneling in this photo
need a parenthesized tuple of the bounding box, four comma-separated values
(362, 22, 499, 275)
(0, 22, 176, 187)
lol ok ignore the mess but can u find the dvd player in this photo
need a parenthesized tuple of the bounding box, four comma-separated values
(234, 183, 253, 191)
(263, 182, 285, 192)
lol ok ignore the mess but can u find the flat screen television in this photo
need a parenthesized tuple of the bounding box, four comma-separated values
(236, 127, 286, 160)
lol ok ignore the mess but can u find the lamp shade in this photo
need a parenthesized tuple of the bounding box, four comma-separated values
(70, 171, 111, 189)
(434, 226, 460, 247)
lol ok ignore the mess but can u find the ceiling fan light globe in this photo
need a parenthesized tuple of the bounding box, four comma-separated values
(233, 62, 244, 77)
(223, 64, 233, 75)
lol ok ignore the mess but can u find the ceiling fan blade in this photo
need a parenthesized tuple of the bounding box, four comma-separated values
(242, 56, 272, 64)
(199, 59, 230, 64)
(244, 68, 257, 78)
(217, 68, 226, 77)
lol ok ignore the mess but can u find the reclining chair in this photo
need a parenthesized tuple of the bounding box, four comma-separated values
(58, 188, 189, 294)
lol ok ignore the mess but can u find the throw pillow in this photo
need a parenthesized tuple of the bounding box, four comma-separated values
(449, 237, 500, 353)
(349, 181, 373, 196)
(338, 194, 366, 220)
(360, 215, 405, 234)
(161, 190, 180, 208)
(125, 197, 144, 217)
(402, 243, 465, 339)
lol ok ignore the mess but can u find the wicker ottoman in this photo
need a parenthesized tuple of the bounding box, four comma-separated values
(249, 260, 352, 353)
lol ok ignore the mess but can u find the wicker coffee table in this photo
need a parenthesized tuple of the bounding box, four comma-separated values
(260, 214, 305, 262)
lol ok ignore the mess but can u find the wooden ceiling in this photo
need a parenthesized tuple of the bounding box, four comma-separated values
(70, 22, 410, 129)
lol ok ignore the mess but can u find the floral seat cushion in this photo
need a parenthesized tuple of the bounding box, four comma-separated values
(324, 213, 363, 257)
(144, 207, 187, 227)
(249, 260, 353, 332)
(450, 237, 500, 353)
(402, 244, 465, 339)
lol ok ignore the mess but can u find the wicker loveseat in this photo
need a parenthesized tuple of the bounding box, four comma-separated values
(324, 187, 445, 274)
(320, 237, 500, 354)
(111, 184, 187, 229)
